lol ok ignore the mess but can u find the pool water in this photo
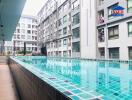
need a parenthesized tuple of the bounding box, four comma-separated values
(13, 56, 132, 100)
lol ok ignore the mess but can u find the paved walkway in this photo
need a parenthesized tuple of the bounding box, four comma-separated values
(0, 64, 19, 100)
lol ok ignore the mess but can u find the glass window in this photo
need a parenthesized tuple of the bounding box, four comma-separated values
(129, 47, 132, 59)
(27, 35, 31, 40)
(99, 0, 104, 6)
(109, 48, 119, 59)
(17, 35, 20, 39)
(63, 39, 67, 45)
(17, 29, 20, 33)
(128, 0, 132, 13)
(72, 27, 80, 39)
(63, 51, 67, 57)
(21, 29, 25, 33)
(98, 28, 104, 42)
(108, 25, 119, 40)
(63, 15, 67, 24)
(128, 22, 132, 37)
(72, 13, 80, 26)
(28, 24, 31, 28)
(27, 30, 31, 34)
(59, 40, 61, 47)
(63, 27, 67, 34)
(21, 23, 25, 28)
(72, 42, 80, 52)
(58, 18, 62, 26)
(21, 35, 25, 39)
(72, 0, 79, 10)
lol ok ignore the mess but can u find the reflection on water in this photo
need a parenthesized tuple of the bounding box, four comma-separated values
(17, 56, 132, 99)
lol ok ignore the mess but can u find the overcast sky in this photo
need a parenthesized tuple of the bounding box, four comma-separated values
(22, 0, 47, 16)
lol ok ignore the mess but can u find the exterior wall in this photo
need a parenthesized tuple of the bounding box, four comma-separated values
(38, 0, 132, 60)
(37, 0, 97, 58)
(37, 0, 72, 57)
(97, 0, 132, 60)
(80, 0, 97, 59)
(4, 15, 38, 55)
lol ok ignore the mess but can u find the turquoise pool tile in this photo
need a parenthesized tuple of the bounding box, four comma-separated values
(72, 89, 82, 94)
(78, 93, 92, 99)
(66, 86, 75, 90)
(70, 96, 81, 100)
(89, 91, 102, 97)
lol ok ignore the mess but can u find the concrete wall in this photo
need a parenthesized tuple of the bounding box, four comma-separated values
(80, 0, 97, 59)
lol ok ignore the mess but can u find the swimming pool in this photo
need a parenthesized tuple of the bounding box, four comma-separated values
(11, 56, 132, 100)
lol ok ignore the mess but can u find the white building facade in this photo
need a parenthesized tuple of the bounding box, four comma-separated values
(37, 0, 97, 58)
(5, 15, 38, 54)
(37, 0, 132, 60)
(97, 0, 132, 60)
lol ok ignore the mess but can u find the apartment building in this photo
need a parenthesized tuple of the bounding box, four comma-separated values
(37, 0, 96, 58)
(97, 0, 132, 60)
(4, 15, 38, 54)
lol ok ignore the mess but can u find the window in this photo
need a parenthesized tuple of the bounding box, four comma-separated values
(108, 25, 119, 40)
(128, 0, 132, 13)
(58, 30, 62, 37)
(58, 18, 62, 26)
(99, 0, 104, 6)
(27, 35, 31, 40)
(72, 27, 80, 39)
(21, 29, 25, 33)
(28, 24, 31, 28)
(17, 29, 20, 33)
(98, 10, 104, 24)
(63, 15, 67, 23)
(21, 23, 25, 28)
(17, 35, 20, 39)
(72, 13, 80, 25)
(109, 48, 119, 59)
(63, 39, 67, 45)
(128, 22, 132, 37)
(108, 4, 118, 19)
(27, 30, 31, 34)
(59, 40, 61, 47)
(63, 27, 67, 34)
(72, 0, 79, 10)
(32, 25, 36, 28)
(72, 42, 80, 52)
(129, 47, 132, 59)
(21, 35, 25, 39)
(63, 51, 67, 57)
(98, 28, 104, 42)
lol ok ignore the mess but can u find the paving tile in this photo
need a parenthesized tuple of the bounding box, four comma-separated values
(0, 65, 19, 100)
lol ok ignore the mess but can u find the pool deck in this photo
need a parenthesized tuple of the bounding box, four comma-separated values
(0, 64, 19, 100)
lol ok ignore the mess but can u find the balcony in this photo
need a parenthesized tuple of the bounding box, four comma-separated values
(98, 10, 104, 24)
(98, 17, 105, 24)
(98, 28, 105, 42)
